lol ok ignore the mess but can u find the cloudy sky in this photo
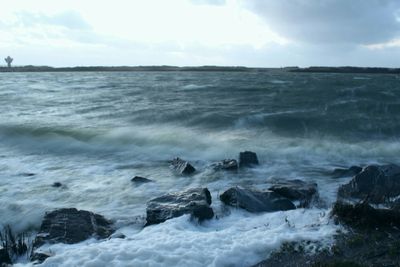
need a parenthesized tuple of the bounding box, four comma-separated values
(1, 0, 400, 67)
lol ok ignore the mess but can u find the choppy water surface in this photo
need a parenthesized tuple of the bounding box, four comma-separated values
(1, 71, 399, 266)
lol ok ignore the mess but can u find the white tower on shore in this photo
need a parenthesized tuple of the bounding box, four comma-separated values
(4, 56, 13, 68)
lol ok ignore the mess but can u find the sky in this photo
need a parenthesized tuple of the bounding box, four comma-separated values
(0, 0, 400, 67)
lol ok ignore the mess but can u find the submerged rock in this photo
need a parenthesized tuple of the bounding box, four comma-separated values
(131, 176, 153, 184)
(52, 182, 62, 188)
(146, 188, 213, 226)
(170, 157, 196, 175)
(269, 179, 318, 208)
(211, 159, 238, 171)
(220, 187, 295, 213)
(239, 151, 259, 167)
(331, 166, 362, 178)
(337, 164, 400, 204)
(32, 208, 114, 249)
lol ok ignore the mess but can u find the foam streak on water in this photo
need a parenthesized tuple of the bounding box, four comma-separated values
(1, 71, 400, 266)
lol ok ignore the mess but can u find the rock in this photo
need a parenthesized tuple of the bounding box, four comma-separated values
(211, 159, 238, 171)
(220, 187, 296, 213)
(337, 164, 400, 204)
(146, 188, 213, 226)
(0, 247, 11, 266)
(31, 251, 52, 264)
(109, 233, 126, 239)
(331, 166, 362, 178)
(19, 172, 36, 177)
(170, 157, 196, 175)
(239, 151, 259, 167)
(33, 208, 114, 249)
(332, 201, 400, 228)
(269, 179, 318, 208)
(131, 176, 153, 184)
(52, 182, 62, 188)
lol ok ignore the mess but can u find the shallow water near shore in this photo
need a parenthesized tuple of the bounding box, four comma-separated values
(1, 71, 400, 266)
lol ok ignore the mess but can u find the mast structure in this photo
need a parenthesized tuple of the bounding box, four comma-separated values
(4, 56, 13, 68)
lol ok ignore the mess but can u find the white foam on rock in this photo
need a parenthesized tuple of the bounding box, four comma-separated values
(16, 208, 338, 267)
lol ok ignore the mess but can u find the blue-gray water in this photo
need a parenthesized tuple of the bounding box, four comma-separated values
(1, 71, 399, 266)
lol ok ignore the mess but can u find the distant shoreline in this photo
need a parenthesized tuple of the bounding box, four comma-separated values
(0, 65, 399, 74)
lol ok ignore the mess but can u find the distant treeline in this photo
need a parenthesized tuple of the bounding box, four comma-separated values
(290, 66, 400, 74)
(0, 65, 399, 74)
(0, 65, 270, 72)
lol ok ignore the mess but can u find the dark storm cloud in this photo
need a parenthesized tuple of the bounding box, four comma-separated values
(15, 10, 91, 30)
(245, 0, 400, 44)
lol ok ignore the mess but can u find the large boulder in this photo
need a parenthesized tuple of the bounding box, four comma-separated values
(331, 166, 362, 178)
(0, 247, 11, 266)
(337, 164, 400, 204)
(32, 208, 114, 249)
(146, 188, 214, 226)
(170, 158, 196, 175)
(239, 151, 259, 167)
(220, 187, 296, 213)
(211, 159, 238, 171)
(332, 201, 400, 228)
(269, 179, 318, 208)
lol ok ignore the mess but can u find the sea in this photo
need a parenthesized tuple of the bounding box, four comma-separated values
(1, 71, 399, 266)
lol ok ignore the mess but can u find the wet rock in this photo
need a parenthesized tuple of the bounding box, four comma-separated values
(331, 166, 362, 178)
(52, 182, 62, 188)
(109, 233, 126, 239)
(146, 188, 213, 226)
(269, 179, 318, 208)
(19, 172, 36, 177)
(170, 157, 196, 175)
(31, 251, 52, 264)
(220, 187, 296, 213)
(131, 176, 153, 184)
(0, 247, 11, 266)
(239, 151, 259, 167)
(211, 159, 238, 171)
(337, 164, 400, 204)
(332, 201, 400, 228)
(33, 208, 114, 249)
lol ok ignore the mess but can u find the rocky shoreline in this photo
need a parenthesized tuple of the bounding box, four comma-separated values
(1, 152, 400, 266)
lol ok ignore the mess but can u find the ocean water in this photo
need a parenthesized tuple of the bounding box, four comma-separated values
(1, 71, 400, 266)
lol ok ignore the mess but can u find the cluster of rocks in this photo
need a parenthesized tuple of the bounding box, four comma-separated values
(11, 150, 400, 267)
(254, 163, 400, 267)
(22, 150, 322, 265)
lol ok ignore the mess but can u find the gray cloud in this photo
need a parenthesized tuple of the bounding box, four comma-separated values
(15, 10, 91, 30)
(245, 0, 400, 44)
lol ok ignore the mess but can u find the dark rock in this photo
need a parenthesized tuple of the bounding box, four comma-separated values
(170, 157, 196, 175)
(337, 164, 400, 204)
(33, 208, 114, 249)
(146, 188, 213, 226)
(110, 233, 126, 239)
(331, 166, 362, 178)
(20, 172, 36, 177)
(52, 182, 62, 188)
(31, 252, 52, 264)
(211, 159, 238, 171)
(332, 201, 400, 228)
(269, 179, 318, 208)
(239, 151, 259, 167)
(220, 187, 296, 213)
(0, 247, 11, 265)
(131, 176, 153, 184)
